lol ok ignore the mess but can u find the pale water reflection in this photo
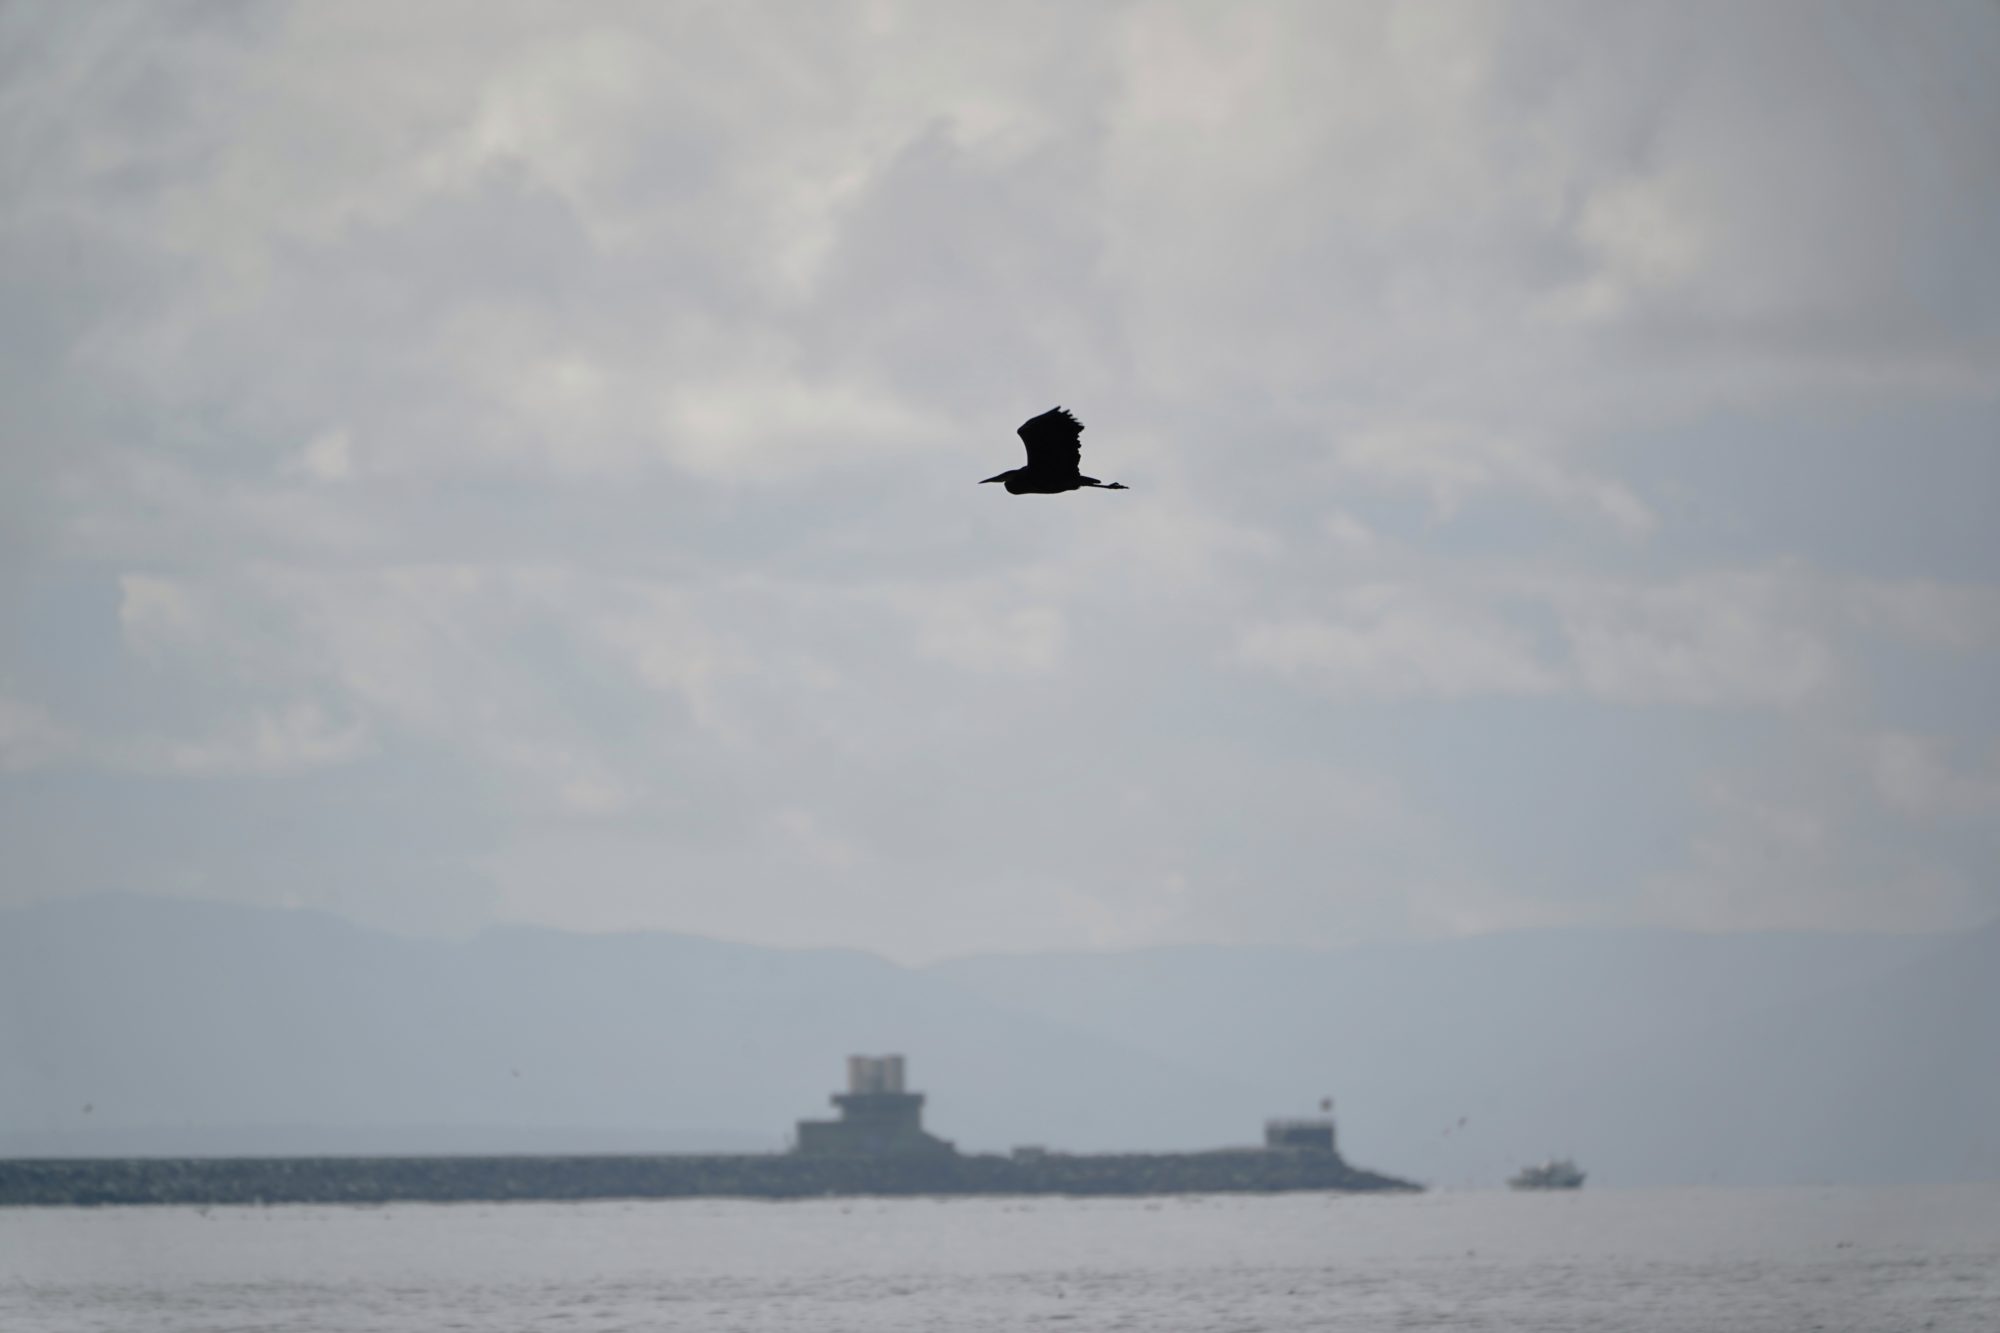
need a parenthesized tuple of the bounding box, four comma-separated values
(4, 1185, 1997, 1331)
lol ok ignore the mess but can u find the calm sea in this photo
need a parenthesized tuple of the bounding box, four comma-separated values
(3, 1185, 1996, 1331)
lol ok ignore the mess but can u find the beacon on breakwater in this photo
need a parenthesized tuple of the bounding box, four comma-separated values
(0, 1053, 1418, 1206)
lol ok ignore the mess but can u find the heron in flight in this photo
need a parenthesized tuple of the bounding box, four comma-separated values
(981, 407, 1128, 494)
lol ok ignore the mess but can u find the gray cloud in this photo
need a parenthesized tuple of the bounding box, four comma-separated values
(3, 1, 1997, 959)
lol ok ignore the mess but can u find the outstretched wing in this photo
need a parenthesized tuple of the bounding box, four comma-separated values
(1017, 406, 1083, 475)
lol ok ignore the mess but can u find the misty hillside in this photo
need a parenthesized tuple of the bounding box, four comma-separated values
(3, 896, 1995, 1186)
(0, 895, 1262, 1158)
(933, 926, 2000, 1187)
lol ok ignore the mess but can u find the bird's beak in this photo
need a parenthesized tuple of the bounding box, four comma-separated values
(979, 473, 1007, 484)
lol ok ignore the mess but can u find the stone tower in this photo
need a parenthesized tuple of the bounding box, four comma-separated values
(794, 1055, 954, 1156)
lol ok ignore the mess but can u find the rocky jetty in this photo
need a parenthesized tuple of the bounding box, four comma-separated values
(0, 1057, 1418, 1207)
(0, 1148, 1416, 1208)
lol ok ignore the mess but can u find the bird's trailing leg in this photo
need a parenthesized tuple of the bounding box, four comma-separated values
(1079, 477, 1129, 490)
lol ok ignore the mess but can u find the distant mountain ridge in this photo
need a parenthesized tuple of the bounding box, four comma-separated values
(931, 923, 2000, 1187)
(2, 894, 1994, 1186)
(0, 894, 1265, 1161)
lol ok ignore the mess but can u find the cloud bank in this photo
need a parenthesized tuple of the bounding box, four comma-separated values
(3, 1, 1997, 958)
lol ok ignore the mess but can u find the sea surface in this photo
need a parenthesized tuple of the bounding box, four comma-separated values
(3, 1184, 1997, 1332)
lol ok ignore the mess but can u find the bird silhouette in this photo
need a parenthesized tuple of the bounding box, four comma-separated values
(981, 407, 1128, 494)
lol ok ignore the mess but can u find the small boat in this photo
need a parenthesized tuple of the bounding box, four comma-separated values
(1509, 1158, 1586, 1189)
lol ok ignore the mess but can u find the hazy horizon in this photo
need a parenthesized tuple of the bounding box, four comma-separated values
(6, 892, 1995, 1187)
(11, 883, 1991, 960)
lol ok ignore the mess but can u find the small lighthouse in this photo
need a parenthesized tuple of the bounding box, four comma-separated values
(793, 1055, 955, 1157)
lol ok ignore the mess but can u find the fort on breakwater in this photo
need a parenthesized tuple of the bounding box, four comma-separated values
(0, 1055, 1418, 1207)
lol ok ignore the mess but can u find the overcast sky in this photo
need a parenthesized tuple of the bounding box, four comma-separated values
(3, 1, 1997, 962)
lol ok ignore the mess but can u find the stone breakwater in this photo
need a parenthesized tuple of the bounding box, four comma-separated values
(0, 1150, 1418, 1207)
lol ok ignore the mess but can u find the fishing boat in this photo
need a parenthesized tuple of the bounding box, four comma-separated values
(1508, 1157, 1586, 1189)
